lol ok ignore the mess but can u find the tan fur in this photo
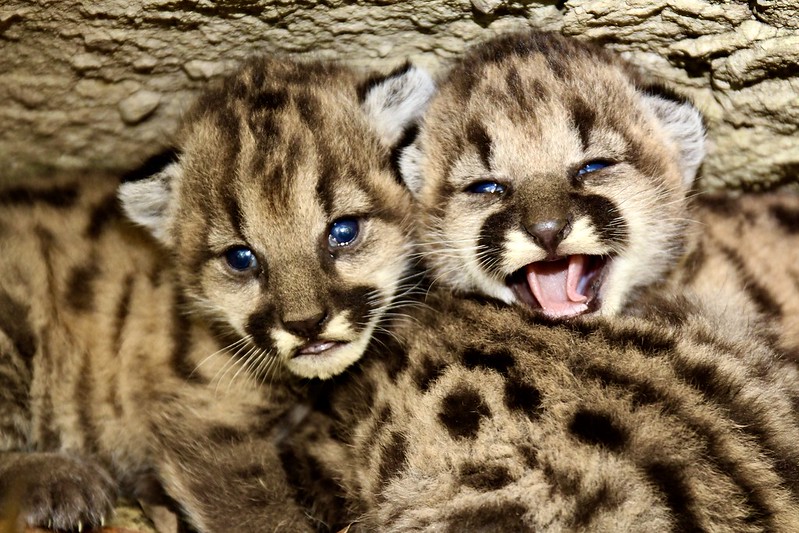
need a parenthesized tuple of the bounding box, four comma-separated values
(0, 57, 431, 531)
(290, 287, 799, 531)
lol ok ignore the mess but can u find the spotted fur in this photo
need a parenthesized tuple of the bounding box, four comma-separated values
(289, 287, 799, 532)
(0, 57, 433, 531)
(401, 30, 799, 353)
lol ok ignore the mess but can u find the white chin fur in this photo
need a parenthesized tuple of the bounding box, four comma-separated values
(285, 332, 371, 379)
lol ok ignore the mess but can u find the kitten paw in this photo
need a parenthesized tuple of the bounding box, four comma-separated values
(0, 452, 116, 531)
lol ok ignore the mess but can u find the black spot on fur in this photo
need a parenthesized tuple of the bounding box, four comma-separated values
(582, 365, 666, 408)
(0, 184, 79, 208)
(446, 501, 527, 532)
(717, 243, 781, 318)
(770, 204, 799, 234)
(65, 261, 100, 312)
(0, 291, 37, 365)
(378, 431, 408, 490)
(505, 379, 543, 418)
(121, 149, 179, 183)
(462, 346, 515, 374)
(574, 193, 628, 249)
(438, 385, 491, 440)
(570, 97, 596, 151)
(294, 91, 321, 127)
(569, 409, 627, 451)
(252, 89, 288, 112)
(207, 424, 245, 443)
(413, 355, 446, 392)
(466, 120, 492, 169)
(460, 462, 513, 491)
(111, 276, 134, 356)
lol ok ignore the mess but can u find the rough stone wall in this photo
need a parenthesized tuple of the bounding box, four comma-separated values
(1, 0, 797, 190)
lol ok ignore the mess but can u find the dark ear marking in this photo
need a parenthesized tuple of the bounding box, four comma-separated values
(357, 61, 413, 103)
(121, 149, 181, 183)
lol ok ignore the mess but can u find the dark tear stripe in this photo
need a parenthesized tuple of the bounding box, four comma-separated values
(769, 204, 799, 234)
(244, 303, 277, 354)
(0, 291, 37, 366)
(477, 209, 513, 278)
(75, 351, 100, 454)
(378, 431, 408, 491)
(314, 145, 337, 218)
(577, 361, 776, 527)
(0, 184, 79, 208)
(329, 284, 379, 336)
(223, 187, 245, 243)
(466, 120, 492, 170)
(716, 242, 781, 318)
(169, 290, 205, 384)
(574, 193, 629, 250)
(569, 96, 596, 151)
(85, 193, 121, 239)
(64, 260, 100, 313)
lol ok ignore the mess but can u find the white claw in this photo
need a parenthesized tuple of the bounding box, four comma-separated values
(78, 520, 83, 532)
(101, 515, 106, 527)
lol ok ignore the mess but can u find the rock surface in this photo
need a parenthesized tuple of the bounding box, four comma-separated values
(1, 0, 797, 190)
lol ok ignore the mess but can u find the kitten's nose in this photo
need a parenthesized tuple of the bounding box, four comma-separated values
(526, 218, 571, 256)
(283, 310, 328, 339)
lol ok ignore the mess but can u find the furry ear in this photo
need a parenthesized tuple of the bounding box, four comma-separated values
(641, 87, 706, 188)
(359, 62, 436, 148)
(118, 150, 183, 246)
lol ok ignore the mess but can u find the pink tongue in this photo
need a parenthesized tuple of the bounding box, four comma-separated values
(526, 256, 589, 318)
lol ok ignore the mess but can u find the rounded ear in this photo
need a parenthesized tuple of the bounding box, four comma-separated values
(359, 62, 436, 148)
(641, 87, 706, 189)
(117, 150, 183, 246)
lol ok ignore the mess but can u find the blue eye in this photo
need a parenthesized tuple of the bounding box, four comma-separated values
(577, 161, 611, 176)
(225, 246, 258, 272)
(467, 181, 506, 195)
(328, 218, 359, 248)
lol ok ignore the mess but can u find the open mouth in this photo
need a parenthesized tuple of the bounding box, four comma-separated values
(293, 340, 345, 359)
(506, 255, 609, 319)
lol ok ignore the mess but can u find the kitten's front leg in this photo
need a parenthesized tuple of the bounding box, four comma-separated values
(0, 451, 116, 531)
(154, 406, 315, 533)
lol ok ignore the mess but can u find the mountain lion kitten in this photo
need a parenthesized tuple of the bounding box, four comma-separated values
(0, 57, 433, 531)
(400, 30, 799, 356)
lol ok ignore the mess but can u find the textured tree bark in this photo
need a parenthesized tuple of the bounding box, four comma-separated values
(0, 0, 797, 190)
